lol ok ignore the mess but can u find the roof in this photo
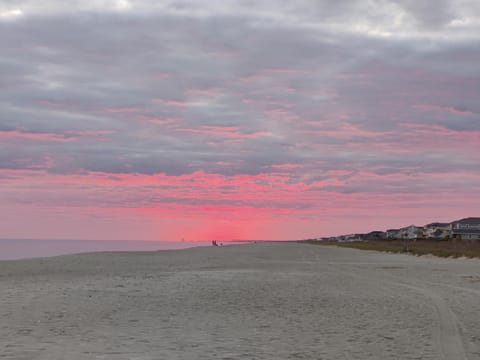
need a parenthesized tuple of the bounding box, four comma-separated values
(400, 225, 423, 230)
(452, 217, 480, 224)
(425, 222, 450, 228)
(403, 225, 423, 229)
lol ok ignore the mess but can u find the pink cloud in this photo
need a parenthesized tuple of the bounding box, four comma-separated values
(397, 123, 480, 149)
(0, 130, 74, 142)
(271, 163, 303, 170)
(178, 126, 271, 139)
(186, 87, 221, 96)
(0, 130, 114, 144)
(1, 168, 480, 240)
(153, 72, 174, 79)
(37, 100, 79, 111)
(262, 68, 313, 75)
(138, 115, 178, 124)
(103, 107, 143, 113)
(152, 99, 190, 107)
(414, 104, 476, 115)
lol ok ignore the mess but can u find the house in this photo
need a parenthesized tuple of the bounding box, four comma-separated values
(386, 229, 400, 239)
(430, 228, 449, 240)
(362, 231, 386, 240)
(399, 225, 424, 240)
(424, 222, 450, 240)
(451, 217, 480, 240)
(343, 234, 362, 241)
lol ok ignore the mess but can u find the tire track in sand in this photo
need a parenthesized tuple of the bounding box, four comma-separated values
(332, 264, 468, 360)
(397, 282, 467, 360)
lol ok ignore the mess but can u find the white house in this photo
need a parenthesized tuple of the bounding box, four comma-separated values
(424, 222, 450, 240)
(399, 225, 423, 240)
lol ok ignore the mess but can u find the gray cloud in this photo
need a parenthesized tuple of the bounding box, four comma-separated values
(1, 1, 479, 190)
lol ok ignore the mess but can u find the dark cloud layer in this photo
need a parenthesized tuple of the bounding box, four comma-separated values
(1, 0, 480, 186)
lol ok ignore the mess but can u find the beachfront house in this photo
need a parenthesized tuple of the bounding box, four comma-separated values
(450, 217, 480, 240)
(386, 229, 400, 239)
(343, 234, 361, 241)
(362, 231, 386, 240)
(399, 225, 424, 240)
(424, 222, 450, 240)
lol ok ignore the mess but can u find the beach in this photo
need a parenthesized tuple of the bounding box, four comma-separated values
(1, 243, 479, 360)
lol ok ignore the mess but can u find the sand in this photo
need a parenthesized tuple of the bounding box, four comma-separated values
(1, 242, 479, 360)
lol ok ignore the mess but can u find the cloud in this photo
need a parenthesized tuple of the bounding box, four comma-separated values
(1, 1, 479, 239)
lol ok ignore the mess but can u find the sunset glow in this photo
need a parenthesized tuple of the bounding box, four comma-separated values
(1, 1, 479, 240)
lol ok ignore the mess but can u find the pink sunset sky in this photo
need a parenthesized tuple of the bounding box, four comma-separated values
(1, 1, 479, 241)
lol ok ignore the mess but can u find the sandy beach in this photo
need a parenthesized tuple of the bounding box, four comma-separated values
(1, 243, 479, 360)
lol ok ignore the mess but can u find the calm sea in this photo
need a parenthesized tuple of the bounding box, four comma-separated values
(0, 239, 216, 260)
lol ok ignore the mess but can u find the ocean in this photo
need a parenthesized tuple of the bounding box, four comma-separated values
(0, 239, 216, 260)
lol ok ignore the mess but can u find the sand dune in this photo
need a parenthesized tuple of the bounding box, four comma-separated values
(1, 243, 479, 359)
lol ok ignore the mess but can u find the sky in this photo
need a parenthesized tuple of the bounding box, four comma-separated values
(1, 0, 479, 241)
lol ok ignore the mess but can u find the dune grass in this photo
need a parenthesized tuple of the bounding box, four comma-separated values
(306, 239, 480, 259)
